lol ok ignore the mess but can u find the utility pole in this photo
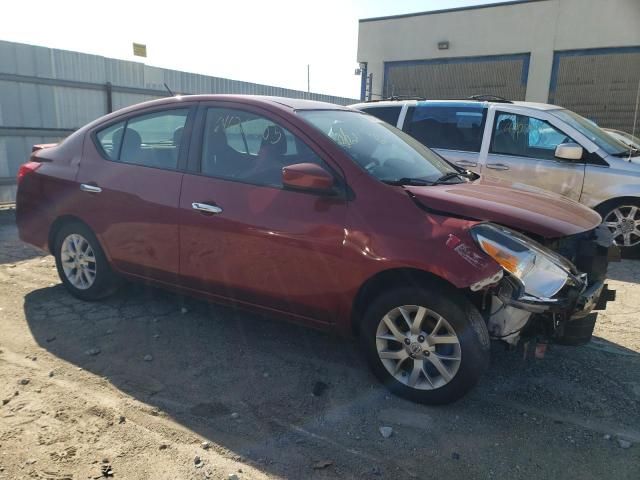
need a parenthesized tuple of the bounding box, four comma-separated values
(632, 77, 640, 138)
(307, 64, 310, 99)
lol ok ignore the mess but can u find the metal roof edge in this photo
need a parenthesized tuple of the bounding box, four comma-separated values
(359, 0, 550, 23)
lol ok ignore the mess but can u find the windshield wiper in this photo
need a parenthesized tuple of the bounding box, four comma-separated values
(627, 148, 640, 158)
(381, 177, 433, 186)
(612, 147, 640, 158)
(432, 171, 470, 185)
(382, 170, 477, 187)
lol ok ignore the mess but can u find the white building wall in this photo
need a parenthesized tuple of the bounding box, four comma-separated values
(357, 0, 640, 102)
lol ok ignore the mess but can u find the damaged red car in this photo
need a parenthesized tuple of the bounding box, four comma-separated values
(16, 95, 616, 404)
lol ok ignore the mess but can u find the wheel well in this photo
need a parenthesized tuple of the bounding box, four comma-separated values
(593, 196, 640, 215)
(48, 215, 91, 253)
(350, 268, 457, 335)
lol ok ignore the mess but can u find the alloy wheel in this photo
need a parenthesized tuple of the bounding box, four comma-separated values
(60, 233, 97, 290)
(603, 206, 640, 247)
(375, 305, 461, 390)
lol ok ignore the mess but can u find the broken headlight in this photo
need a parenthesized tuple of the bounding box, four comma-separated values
(470, 223, 578, 299)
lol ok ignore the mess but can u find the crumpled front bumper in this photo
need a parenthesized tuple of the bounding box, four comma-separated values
(495, 224, 618, 320)
(496, 277, 615, 318)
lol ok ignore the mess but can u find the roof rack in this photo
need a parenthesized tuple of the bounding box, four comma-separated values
(466, 94, 513, 103)
(387, 95, 426, 101)
(364, 94, 513, 104)
(365, 95, 426, 103)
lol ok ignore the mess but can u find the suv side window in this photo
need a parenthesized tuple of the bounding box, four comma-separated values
(360, 106, 402, 126)
(95, 109, 189, 169)
(406, 105, 486, 152)
(200, 107, 325, 188)
(490, 112, 576, 160)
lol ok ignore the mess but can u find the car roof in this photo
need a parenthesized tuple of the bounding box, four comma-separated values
(127, 94, 350, 112)
(350, 99, 563, 111)
(77, 94, 354, 133)
(510, 101, 562, 111)
(76, 94, 355, 137)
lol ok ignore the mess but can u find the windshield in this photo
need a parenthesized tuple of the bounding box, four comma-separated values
(298, 110, 457, 183)
(550, 109, 631, 155)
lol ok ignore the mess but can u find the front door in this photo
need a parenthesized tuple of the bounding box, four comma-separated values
(179, 104, 347, 324)
(482, 110, 586, 200)
(76, 106, 194, 282)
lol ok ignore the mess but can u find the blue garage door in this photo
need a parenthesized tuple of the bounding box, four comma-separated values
(549, 47, 640, 132)
(383, 53, 530, 101)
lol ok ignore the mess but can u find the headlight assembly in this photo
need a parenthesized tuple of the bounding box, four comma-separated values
(470, 223, 579, 299)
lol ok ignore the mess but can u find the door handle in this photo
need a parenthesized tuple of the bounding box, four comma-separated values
(455, 160, 478, 168)
(486, 163, 510, 171)
(192, 202, 223, 214)
(80, 183, 102, 193)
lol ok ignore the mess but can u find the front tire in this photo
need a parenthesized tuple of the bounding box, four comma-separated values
(53, 222, 119, 301)
(596, 199, 640, 258)
(360, 284, 490, 405)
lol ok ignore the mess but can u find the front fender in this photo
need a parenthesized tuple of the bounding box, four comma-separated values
(582, 162, 640, 208)
(345, 220, 503, 291)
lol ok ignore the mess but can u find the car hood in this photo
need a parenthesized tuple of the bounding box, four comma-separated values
(406, 179, 601, 238)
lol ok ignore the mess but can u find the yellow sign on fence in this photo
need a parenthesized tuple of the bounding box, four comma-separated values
(132, 43, 147, 58)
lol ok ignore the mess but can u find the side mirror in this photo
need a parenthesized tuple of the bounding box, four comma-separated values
(555, 143, 583, 161)
(282, 163, 334, 194)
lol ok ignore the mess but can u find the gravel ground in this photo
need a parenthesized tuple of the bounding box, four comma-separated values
(0, 208, 639, 479)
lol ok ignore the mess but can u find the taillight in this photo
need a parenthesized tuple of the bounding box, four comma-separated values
(17, 161, 42, 185)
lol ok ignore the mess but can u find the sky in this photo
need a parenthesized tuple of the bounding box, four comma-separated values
(0, 0, 500, 99)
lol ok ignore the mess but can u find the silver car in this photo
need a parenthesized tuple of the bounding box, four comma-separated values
(351, 98, 640, 254)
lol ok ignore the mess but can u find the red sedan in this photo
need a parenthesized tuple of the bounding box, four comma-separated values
(16, 95, 615, 404)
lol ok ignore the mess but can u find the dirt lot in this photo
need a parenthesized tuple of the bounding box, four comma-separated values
(0, 208, 639, 480)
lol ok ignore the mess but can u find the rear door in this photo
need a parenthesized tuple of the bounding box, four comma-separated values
(76, 104, 196, 282)
(482, 107, 585, 200)
(402, 103, 486, 173)
(178, 102, 348, 325)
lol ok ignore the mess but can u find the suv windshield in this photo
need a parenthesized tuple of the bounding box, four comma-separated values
(298, 110, 458, 184)
(550, 109, 631, 155)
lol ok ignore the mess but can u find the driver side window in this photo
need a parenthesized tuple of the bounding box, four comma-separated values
(200, 108, 324, 188)
(490, 112, 576, 161)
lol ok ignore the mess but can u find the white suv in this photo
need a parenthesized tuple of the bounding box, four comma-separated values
(351, 98, 640, 255)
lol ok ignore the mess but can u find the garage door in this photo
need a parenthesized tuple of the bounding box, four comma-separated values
(549, 47, 640, 132)
(383, 53, 530, 101)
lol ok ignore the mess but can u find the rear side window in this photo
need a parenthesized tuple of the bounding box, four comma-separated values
(95, 109, 189, 170)
(360, 106, 402, 126)
(96, 121, 125, 160)
(406, 105, 486, 152)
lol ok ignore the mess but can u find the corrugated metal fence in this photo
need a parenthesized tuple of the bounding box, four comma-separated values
(0, 40, 357, 202)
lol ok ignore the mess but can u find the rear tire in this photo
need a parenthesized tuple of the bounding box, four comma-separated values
(359, 284, 490, 405)
(53, 222, 119, 301)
